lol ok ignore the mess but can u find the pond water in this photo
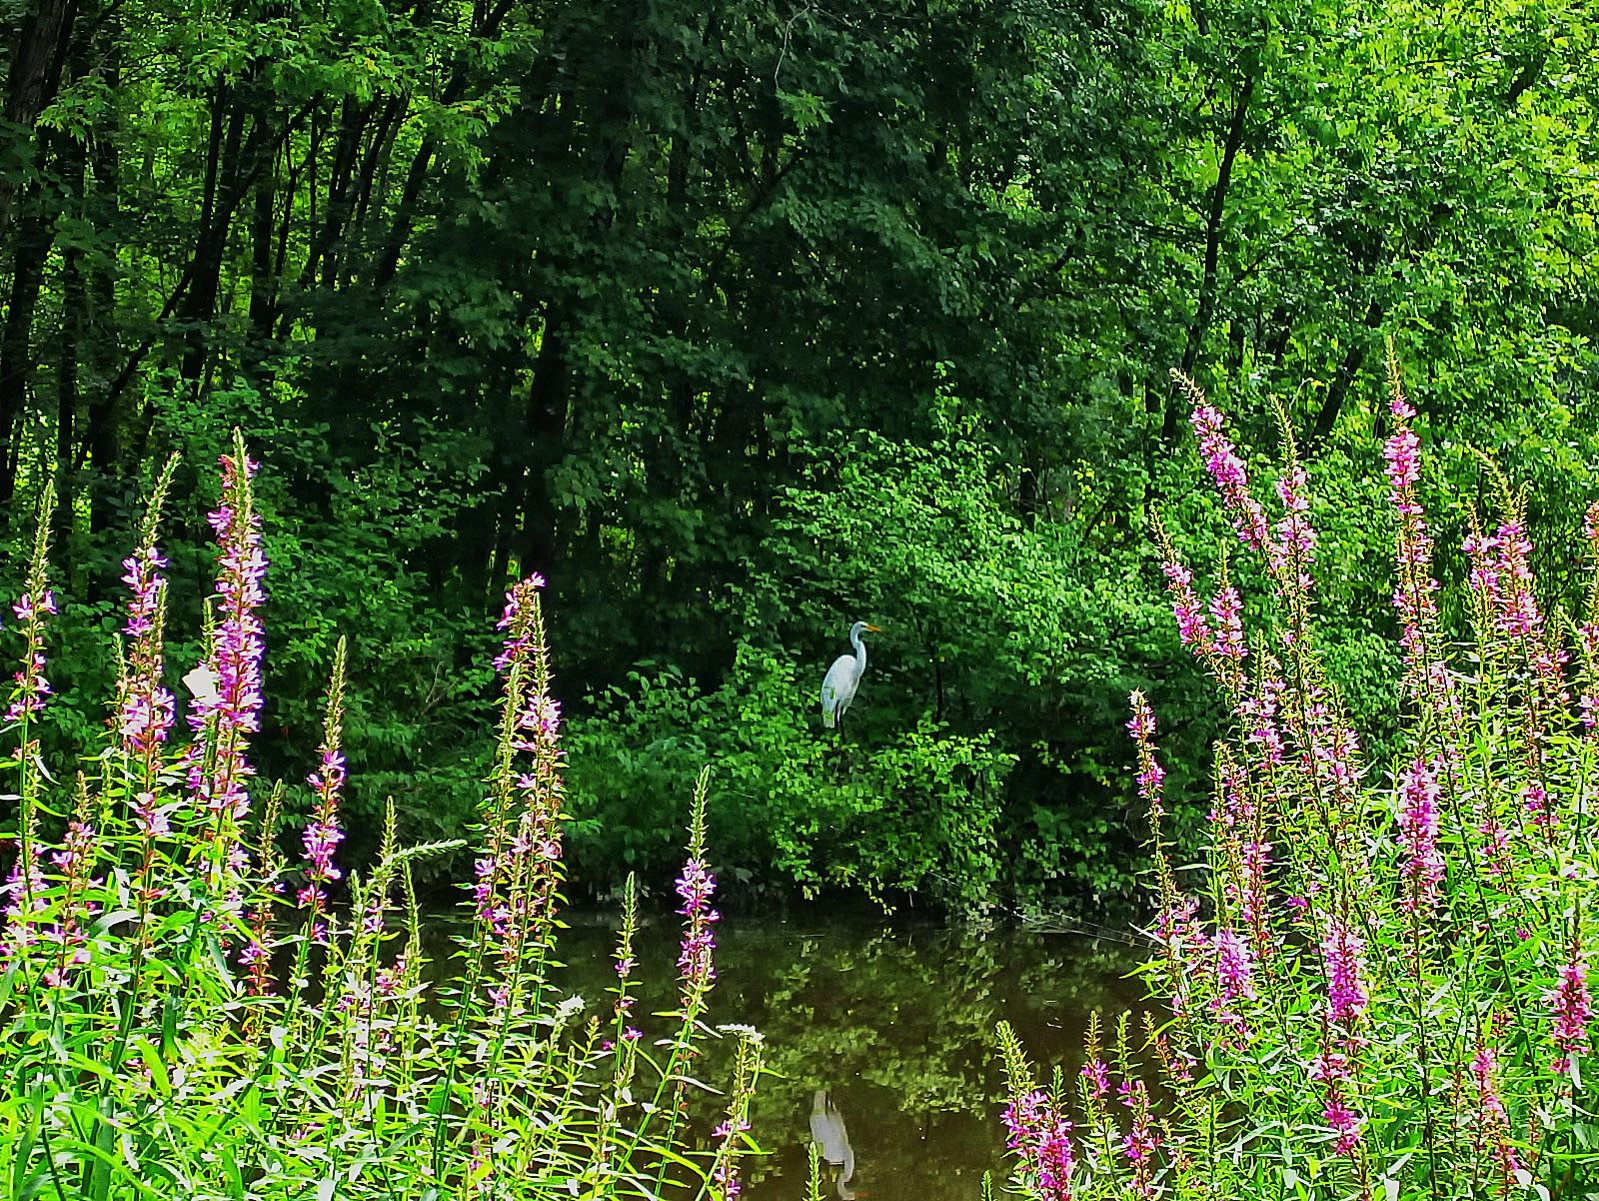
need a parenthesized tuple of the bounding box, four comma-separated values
(494, 912, 1147, 1199)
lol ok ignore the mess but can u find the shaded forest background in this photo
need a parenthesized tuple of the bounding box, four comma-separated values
(3, 0, 1598, 915)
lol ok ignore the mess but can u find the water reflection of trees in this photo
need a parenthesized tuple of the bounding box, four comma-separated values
(424, 914, 1143, 1200)
(713, 924, 1142, 1199)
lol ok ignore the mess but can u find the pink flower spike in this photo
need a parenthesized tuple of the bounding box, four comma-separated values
(1127, 693, 1166, 818)
(1323, 1093, 1364, 1156)
(1397, 758, 1444, 913)
(1189, 402, 1271, 553)
(1549, 943, 1592, 1077)
(1322, 922, 1368, 1028)
(676, 858, 719, 994)
(1003, 1089, 1076, 1199)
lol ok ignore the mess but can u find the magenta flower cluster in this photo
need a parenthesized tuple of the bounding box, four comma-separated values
(1383, 394, 1455, 715)
(0, 448, 764, 1196)
(299, 746, 346, 915)
(186, 451, 268, 857)
(6, 590, 56, 723)
(675, 857, 718, 995)
(1472, 1037, 1521, 1186)
(1396, 757, 1443, 913)
(1126, 694, 1164, 818)
(1549, 945, 1592, 1077)
(1003, 1089, 1075, 1200)
(1191, 402, 1271, 553)
(1000, 367, 1599, 1198)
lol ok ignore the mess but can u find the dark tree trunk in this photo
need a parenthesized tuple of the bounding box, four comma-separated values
(84, 19, 123, 537)
(515, 313, 569, 576)
(55, 130, 87, 550)
(0, 0, 79, 231)
(0, 174, 57, 502)
(1168, 62, 1259, 440)
(179, 86, 247, 386)
(1307, 298, 1385, 450)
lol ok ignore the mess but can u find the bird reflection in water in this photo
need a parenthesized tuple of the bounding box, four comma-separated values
(809, 1088, 861, 1198)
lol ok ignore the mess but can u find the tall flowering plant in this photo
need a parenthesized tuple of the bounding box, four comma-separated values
(1002, 351, 1599, 1198)
(0, 436, 758, 1200)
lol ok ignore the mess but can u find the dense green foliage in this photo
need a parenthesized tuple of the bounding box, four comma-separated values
(4, 0, 1599, 910)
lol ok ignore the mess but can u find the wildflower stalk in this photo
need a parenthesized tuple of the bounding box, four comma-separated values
(641, 767, 720, 1192)
(185, 431, 267, 934)
(700, 1030, 762, 1200)
(283, 636, 349, 1050)
(586, 872, 643, 1186)
(431, 571, 563, 1179)
(3, 481, 56, 972)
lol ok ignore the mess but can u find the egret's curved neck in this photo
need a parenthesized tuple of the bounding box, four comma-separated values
(850, 628, 868, 672)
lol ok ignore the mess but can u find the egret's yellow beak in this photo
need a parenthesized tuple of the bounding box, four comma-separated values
(864, 624, 883, 633)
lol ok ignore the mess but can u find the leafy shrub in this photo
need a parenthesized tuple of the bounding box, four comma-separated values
(999, 358, 1599, 1197)
(565, 641, 1014, 915)
(0, 439, 758, 1199)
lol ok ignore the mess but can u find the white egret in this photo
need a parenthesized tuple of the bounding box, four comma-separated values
(808, 1088, 858, 1198)
(820, 621, 881, 730)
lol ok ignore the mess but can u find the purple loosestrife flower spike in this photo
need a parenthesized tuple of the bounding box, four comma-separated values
(612, 872, 639, 1021)
(187, 436, 268, 918)
(1322, 921, 1369, 1028)
(1210, 927, 1255, 1029)
(1322, 1092, 1363, 1157)
(1549, 938, 1592, 1077)
(37, 782, 99, 988)
(1176, 373, 1271, 554)
(118, 460, 181, 923)
(1463, 523, 1503, 618)
(1080, 1058, 1109, 1102)
(1493, 520, 1541, 641)
(474, 573, 566, 1014)
(118, 462, 181, 781)
(243, 783, 284, 997)
(1, 814, 46, 959)
(118, 546, 175, 761)
(1154, 521, 1250, 698)
(299, 638, 348, 920)
(1162, 556, 1216, 657)
(1127, 693, 1165, 820)
(1003, 1089, 1075, 1200)
(1383, 354, 1456, 720)
(1270, 460, 1317, 587)
(1119, 1079, 1159, 1197)
(709, 1034, 761, 1201)
(676, 768, 719, 1010)
(493, 572, 548, 673)
(1209, 582, 1247, 663)
(1313, 920, 1369, 1157)
(5, 588, 56, 725)
(1473, 1032, 1521, 1188)
(1397, 757, 1444, 914)
(5, 482, 56, 728)
(4, 483, 56, 966)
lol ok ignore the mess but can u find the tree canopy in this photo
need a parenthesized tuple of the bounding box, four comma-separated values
(4, 0, 1599, 912)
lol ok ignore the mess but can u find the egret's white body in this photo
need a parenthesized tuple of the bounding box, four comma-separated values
(808, 1088, 857, 1198)
(820, 621, 879, 729)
